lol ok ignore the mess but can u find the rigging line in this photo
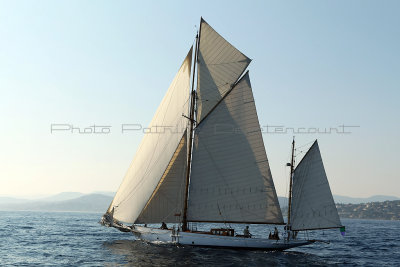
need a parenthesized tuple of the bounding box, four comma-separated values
(157, 203, 184, 224)
(293, 140, 317, 173)
(295, 150, 306, 157)
(217, 203, 227, 225)
(294, 141, 315, 161)
(296, 140, 314, 150)
(182, 95, 191, 111)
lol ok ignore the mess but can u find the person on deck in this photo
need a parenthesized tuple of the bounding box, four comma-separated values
(273, 227, 279, 240)
(160, 222, 168, 230)
(243, 226, 252, 238)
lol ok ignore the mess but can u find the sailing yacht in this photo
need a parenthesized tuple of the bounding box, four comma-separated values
(101, 18, 343, 250)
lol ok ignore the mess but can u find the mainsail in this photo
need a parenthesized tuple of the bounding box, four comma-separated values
(107, 47, 192, 223)
(196, 18, 251, 123)
(290, 141, 342, 231)
(187, 72, 284, 224)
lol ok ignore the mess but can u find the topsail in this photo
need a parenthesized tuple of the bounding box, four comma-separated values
(196, 18, 251, 123)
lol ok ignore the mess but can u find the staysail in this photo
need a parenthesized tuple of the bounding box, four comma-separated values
(290, 141, 342, 230)
(196, 18, 251, 123)
(187, 72, 284, 224)
(107, 47, 192, 224)
(135, 131, 187, 223)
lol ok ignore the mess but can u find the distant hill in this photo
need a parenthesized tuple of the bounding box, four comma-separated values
(0, 194, 112, 213)
(1, 191, 399, 216)
(278, 195, 400, 221)
(277, 195, 400, 207)
(337, 200, 400, 220)
(333, 195, 400, 204)
(0, 197, 28, 204)
(37, 192, 85, 202)
(92, 191, 115, 197)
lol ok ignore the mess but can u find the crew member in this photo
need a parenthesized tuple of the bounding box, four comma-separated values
(243, 226, 251, 238)
(160, 222, 168, 230)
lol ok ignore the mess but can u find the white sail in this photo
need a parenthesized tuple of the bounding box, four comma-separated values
(108, 47, 192, 223)
(291, 141, 342, 231)
(187, 72, 284, 224)
(196, 18, 251, 123)
(135, 132, 187, 223)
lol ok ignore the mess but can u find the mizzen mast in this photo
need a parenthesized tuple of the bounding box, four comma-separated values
(287, 137, 295, 227)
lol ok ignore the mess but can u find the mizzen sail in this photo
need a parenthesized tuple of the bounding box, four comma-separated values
(187, 72, 284, 224)
(107, 47, 192, 224)
(290, 141, 342, 231)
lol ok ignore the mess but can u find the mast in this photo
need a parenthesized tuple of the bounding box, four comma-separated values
(287, 137, 295, 226)
(182, 31, 200, 231)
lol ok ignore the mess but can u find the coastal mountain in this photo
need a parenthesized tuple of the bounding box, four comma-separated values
(1, 192, 399, 220)
(0, 193, 113, 213)
(0, 197, 29, 204)
(0, 192, 86, 204)
(37, 192, 85, 202)
(334, 195, 400, 204)
(278, 195, 400, 207)
(337, 201, 400, 220)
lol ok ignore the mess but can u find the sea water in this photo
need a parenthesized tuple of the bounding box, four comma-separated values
(1, 211, 399, 266)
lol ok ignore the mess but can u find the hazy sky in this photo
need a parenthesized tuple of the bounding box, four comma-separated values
(1, 0, 399, 198)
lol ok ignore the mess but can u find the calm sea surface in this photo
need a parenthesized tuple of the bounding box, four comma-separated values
(1, 211, 399, 266)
